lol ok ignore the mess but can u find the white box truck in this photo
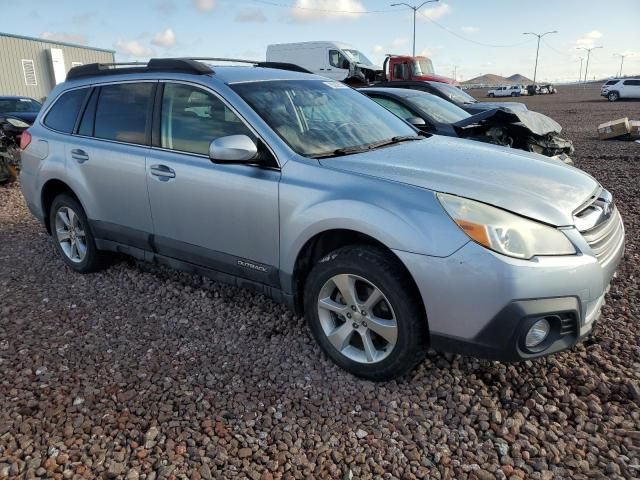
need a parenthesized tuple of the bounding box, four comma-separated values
(266, 41, 382, 84)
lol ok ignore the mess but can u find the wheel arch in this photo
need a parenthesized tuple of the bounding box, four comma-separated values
(288, 228, 427, 325)
(40, 179, 81, 234)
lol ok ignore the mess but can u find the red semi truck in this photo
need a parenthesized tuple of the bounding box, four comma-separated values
(383, 55, 459, 86)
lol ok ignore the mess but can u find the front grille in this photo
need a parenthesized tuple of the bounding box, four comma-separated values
(580, 206, 624, 267)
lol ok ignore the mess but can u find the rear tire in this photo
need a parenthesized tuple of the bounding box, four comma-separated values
(49, 194, 108, 273)
(488, 93, 495, 98)
(607, 91, 619, 102)
(303, 245, 428, 381)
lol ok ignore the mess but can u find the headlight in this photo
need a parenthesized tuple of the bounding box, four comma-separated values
(437, 193, 576, 259)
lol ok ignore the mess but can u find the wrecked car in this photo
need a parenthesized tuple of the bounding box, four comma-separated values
(0, 115, 29, 184)
(373, 79, 529, 114)
(361, 87, 574, 164)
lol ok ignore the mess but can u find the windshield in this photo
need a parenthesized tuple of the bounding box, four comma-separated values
(343, 49, 374, 66)
(405, 93, 470, 124)
(431, 83, 477, 104)
(412, 58, 435, 76)
(0, 98, 41, 113)
(232, 80, 418, 158)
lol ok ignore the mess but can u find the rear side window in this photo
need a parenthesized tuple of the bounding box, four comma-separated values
(623, 79, 640, 86)
(94, 83, 153, 144)
(44, 88, 88, 133)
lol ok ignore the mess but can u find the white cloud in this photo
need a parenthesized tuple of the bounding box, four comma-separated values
(392, 37, 409, 48)
(193, 0, 216, 12)
(575, 30, 603, 48)
(41, 32, 88, 45)
(419, 3, 451, 20)
(291, 0, 366, 22)
(461, 26, 479, 34)
(114, 39, 155, 58)
(372, 45, 384, 54)
(235, 8, 267, 23)
(151, 28, 176, 48)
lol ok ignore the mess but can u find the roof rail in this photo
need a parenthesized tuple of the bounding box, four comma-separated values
(65, 57, 313, 81)
(66, 58, 212, 80)
(188, 57, 313, 73)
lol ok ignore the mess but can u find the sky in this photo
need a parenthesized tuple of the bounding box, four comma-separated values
(4, 0, 640, 83)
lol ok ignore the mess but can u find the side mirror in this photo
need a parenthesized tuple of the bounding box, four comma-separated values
(406, 116, 426, 127)
(209, 135, 257, 162)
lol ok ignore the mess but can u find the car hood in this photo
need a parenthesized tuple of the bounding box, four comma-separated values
(453, 108, 562, 136)
(319, 135, 598, 226)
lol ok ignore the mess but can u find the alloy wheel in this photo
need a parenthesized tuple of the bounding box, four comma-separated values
(54, 206, 87, 263)
(317, 274, 398, 364)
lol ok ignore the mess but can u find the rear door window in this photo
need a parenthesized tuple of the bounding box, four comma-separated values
(623, 79, 640, 86)
(94, 82, 154, 145)
(44, 88, 88, 133)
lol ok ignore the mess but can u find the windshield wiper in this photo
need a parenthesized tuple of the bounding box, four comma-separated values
(309, 135, 422, 159)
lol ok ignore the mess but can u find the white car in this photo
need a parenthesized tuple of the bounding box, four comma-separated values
(601, 78, 640, 101)
(487, 85, 524, 97)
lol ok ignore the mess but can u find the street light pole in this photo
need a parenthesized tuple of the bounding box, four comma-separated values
(577, 46, 603, 84)
(522, 31, 558, 85)
(390, 1, 439, 57)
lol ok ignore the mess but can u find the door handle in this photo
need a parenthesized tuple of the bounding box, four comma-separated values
(71, 149, 89, 163)
(150, 164, 176, 180)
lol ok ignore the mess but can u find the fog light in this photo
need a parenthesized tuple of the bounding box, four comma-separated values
(525, 318, 550, 348)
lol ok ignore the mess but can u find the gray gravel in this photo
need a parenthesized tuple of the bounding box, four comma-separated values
(1, 84, 639, 479)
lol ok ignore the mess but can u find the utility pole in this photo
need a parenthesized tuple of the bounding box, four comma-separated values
(522, 31, 558, 85)
(452, 65, 458, 81)
(577, 46, 603, 84)
(613, 53, 629, 77)
(390, 1, 439, 57)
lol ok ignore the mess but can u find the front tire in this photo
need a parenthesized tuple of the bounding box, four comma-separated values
(304, 245, 428, 381)
(49, 194, 108, 273)
(488, 93, 495, 98)
(608, 91, 619, 102)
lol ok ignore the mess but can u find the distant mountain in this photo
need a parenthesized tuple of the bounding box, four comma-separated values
(461, 74, 508, 86)
(462, 73, 533, 86)
(507, 74, 533, 84)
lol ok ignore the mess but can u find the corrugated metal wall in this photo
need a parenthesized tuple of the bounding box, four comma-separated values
(0, 34, 114, 101)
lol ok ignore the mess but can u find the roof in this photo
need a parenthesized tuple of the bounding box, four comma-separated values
(0, 95, 39, 100)
(216, 65, 323, 84)
(361, 87, 427, 98)
(0, 31, 115, 54)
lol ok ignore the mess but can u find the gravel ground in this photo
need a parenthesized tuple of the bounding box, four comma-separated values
(1, 84, 639, 480)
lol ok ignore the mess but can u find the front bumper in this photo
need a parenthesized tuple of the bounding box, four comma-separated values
(393, 228, 624, 362)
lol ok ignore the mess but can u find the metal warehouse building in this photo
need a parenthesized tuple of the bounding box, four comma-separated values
(0, 32, 115, 101)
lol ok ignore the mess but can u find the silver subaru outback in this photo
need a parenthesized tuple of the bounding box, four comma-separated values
(20, 59, 624, 380)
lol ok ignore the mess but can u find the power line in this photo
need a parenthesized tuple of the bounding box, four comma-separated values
(249, 0, 394, 14)
(418, 13, 534, 48)
(249, 1, 536, 49)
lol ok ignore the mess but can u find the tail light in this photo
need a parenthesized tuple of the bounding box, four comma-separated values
(20, 130, 32, 150)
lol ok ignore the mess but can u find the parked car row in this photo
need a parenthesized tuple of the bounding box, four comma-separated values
(18, 58, 624, 380)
